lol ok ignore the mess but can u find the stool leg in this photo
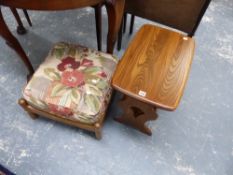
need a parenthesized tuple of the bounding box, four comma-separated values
(94, 123, 102, 140)
(115, 95, 158, 136)
(27, 111, 39, 120)
(23, 9, 32, 27)
(94, 5, 102, 51)
(18, 98, 39, 120)
(10, 8, 27, 35)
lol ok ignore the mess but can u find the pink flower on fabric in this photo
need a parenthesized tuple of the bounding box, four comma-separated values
(61, 70, 85, 87)
(57, 57, 80, 71)
(81, 58, 93, 67)
(98, 71, 107, 78)
(48, 103, 73, 116)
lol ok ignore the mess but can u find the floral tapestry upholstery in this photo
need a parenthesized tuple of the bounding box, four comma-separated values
(23, 42, 118, 124)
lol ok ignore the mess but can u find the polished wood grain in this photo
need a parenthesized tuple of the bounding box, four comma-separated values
(112, 24, 195, 111)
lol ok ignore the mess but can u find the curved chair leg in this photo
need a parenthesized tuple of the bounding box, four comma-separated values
(129, 14, 135, 34)
(10, 7, 27, 35)
(0, 8, 34, 76)
(23, 9, 32, 27)
(94, 4, 102, 51)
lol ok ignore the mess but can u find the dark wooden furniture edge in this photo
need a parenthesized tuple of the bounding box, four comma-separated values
(94, 4, 102, 51)
(105, 0, 125, 53)
(0, 0, 125, 77)
(189, 0, 212, 36)
(0, 0, 104, 10)
(116, 0, 211, 50)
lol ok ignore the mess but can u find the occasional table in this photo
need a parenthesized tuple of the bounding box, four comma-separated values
(112, 24, 195, 135)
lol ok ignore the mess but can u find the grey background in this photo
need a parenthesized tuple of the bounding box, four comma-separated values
(0, 0, 233, 174)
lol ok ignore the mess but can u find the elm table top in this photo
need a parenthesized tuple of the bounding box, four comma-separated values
(112, 24, 195, 110)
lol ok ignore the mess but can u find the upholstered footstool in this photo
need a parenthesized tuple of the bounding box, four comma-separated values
(19, 42, 118, 139)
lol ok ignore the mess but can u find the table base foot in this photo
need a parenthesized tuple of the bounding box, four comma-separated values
(114, 95, 158, 136)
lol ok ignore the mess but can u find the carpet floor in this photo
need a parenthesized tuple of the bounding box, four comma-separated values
(0, 0, 233, 174)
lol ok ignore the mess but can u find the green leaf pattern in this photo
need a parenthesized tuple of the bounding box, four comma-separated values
(84, 94, 101, 114)
(51, 83, 67, 97)
(83, 66, 102, 74)
(71, 89, 81, 105)
(68, 46, 76, 57)
(85, 84, 102, 96)
(44, 68, 60, 80)
(53, 48, 65, 59)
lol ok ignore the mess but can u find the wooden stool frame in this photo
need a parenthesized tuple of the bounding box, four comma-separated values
(19, 93, 113, 139)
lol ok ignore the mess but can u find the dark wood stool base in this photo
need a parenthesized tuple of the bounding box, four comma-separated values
(114, 95, 158, 136)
